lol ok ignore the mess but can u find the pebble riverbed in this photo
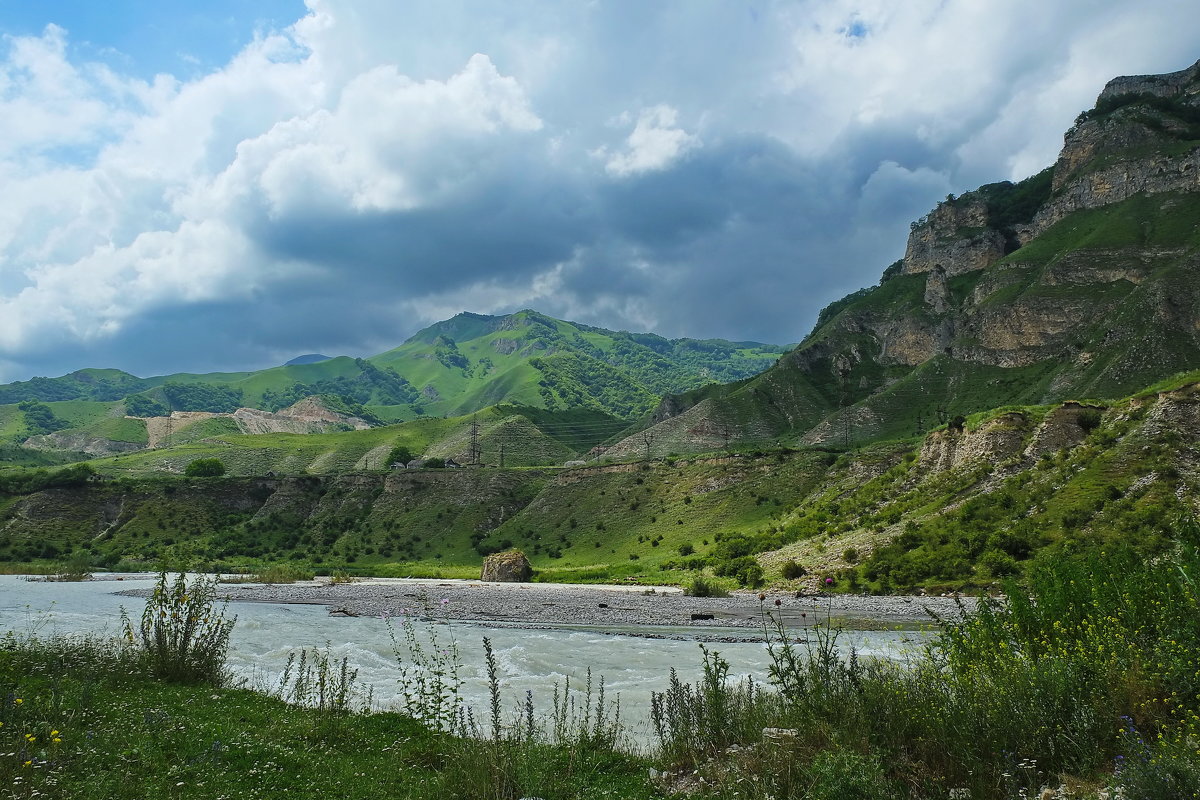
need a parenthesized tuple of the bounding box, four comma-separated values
(116, 577, 976, 641)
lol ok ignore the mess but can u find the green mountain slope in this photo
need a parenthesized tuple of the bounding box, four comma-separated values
(0, 313, 785, 459)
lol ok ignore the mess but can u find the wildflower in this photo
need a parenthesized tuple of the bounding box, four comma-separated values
(13, 698, 22, 705)
(50, 730, 59, 736)
(439, 598, 449, 605)
(825, 577, 834, 586)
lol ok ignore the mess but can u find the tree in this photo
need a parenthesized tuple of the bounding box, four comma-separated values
(386, 444, 414, 469)
(17, 400, 68, 435)
(185, 458, 226, 477)
(125, 393, 169, 417)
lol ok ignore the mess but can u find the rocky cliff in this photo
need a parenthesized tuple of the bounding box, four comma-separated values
(616, 59, 1200, 455)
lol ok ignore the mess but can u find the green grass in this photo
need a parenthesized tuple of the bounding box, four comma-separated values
(653, 533, 1200, 798)
(0, 633, 656, 800)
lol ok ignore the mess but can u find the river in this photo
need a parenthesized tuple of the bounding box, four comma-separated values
(0, 574, 931, 746)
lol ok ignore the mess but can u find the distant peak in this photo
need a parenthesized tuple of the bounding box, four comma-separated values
(284, 354, 334, 366)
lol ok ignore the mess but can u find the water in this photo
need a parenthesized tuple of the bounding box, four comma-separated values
(0, 575, 930, 745)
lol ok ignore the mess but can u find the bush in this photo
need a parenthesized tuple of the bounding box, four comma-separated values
(122, 572, 236, 685)
(683, 574, 729, 598)
(781, 559, 807, 580)
(254, 564, 315, 584)
(185, 458, 226, 477)
(713, 556, 765, 587)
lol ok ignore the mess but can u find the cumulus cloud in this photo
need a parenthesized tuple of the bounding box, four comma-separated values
(604, 105, 698, 177)
(0, 0, 1198, 381)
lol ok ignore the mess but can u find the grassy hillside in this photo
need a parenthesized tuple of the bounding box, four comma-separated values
(2, 376, 1195, 587)
(0, 312, 785, 428)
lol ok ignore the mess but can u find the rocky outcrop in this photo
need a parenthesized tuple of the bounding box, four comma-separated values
(481, 550, 533, 582)
(232, 397, 372, 435)
(21, 432, 143, 457)
(1021, 61, 1200, 240)
(903, 194, 1006, 277)
(918, 412, 1033, 473)
(1024, 403, 1101, 457)
(1097, 59, 1200, 105)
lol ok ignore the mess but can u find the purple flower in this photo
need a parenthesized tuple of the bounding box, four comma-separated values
(439, 598, 449, 605)
(825, 577, 834, 586)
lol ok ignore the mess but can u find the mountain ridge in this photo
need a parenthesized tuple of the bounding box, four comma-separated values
(608, 58, 1200, 458)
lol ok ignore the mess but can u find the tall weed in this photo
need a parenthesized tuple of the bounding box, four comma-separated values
(122, 571, 236, 685)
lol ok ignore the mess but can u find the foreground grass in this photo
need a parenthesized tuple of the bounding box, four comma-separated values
(0, 635, 657, 800)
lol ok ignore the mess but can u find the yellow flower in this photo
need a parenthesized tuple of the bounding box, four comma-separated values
(50, 730, 59, 736)
(13, 698, 22, 705)
(52, 737, 62, 744)
(23, 760, 31, 767)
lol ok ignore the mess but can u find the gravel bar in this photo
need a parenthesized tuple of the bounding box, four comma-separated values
(115, 577, 976, 638)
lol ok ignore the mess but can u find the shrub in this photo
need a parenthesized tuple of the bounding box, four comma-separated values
(122, 571, 236, 685)
(184, 458, 226, 477)
(781, 559, 807, 580)
(1077, 408, 1103, 433)
(255, 564, 315, 584)
(684, 574, 729, 598)
(678, 542, 695, 556)
(713, 556, 764, 587)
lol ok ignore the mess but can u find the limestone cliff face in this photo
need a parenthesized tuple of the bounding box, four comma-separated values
(902, 195, 1006, 277)
(1022, 60, 1200, 241)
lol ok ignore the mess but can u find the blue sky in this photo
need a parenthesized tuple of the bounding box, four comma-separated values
(0, 1, 1198, 382)
(0, 1, 304, 78)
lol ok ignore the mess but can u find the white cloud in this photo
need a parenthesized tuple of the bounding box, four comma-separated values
(604, 105, 698, 177)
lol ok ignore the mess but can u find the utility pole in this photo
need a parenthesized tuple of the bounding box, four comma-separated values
(718, 423, 732, 451)
(838, 364, 852, 451)
(468, 413, 482, 466)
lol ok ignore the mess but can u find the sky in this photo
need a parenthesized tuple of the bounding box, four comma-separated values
(1, 1, 1198, 382)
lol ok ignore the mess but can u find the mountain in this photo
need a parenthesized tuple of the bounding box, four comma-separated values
(0, 312, 785, 461)
(610, 58, 1200, 457)
(0, 311, 783, 419)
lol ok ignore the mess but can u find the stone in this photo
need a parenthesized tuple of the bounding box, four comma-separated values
(481, 550, 533, 582)
(762, 727, 799, 743)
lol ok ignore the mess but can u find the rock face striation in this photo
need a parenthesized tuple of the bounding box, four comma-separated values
(481, 550, 533, 582)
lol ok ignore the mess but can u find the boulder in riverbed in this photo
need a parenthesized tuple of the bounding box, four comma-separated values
(481, 550, 533, 582)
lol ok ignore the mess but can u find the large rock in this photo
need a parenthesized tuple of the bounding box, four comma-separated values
(481, 550, 533, 583)
(902, 194, 1006, 277)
